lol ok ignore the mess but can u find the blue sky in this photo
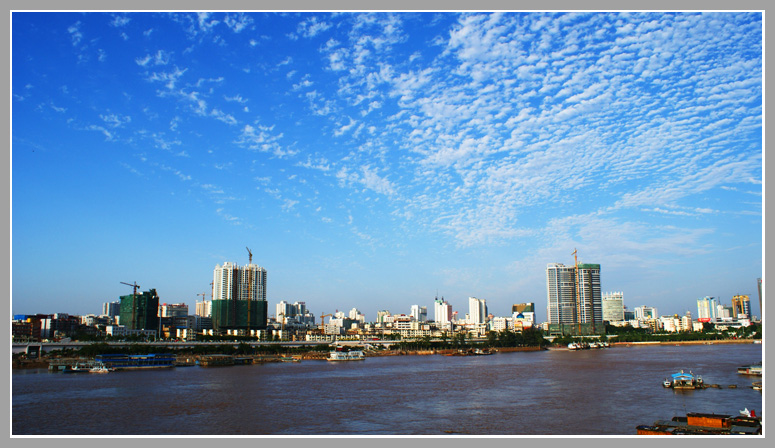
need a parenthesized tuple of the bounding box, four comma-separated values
(12, 12, 762, 323)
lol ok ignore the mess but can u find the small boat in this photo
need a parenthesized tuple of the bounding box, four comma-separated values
(568, 342, 581, 350)
(752, 382, 762, 391)
(63, 363, 90, 373)
(473, 348, 494, 355)
(327, 347, 365, 361)
(89, 363, 114, 373)
(737, 363, 762, 376)
(665, 370, 704, 389)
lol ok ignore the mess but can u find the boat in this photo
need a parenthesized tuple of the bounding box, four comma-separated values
(637, 412, 761, 435)
(737, 362, 762, 376)
(664, 370, 704, 389)
(62, 362, 90, 374)
(567, 342, 581, 350)
(473, 348, 494, 355)
(89, 363, 114, 373)
(327, 347, 365, 361)
(752, 382, 762, 391)
(95, 353, 176, 370)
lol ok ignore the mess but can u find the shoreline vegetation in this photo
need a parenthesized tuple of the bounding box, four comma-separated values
(12, 338, 760, 370)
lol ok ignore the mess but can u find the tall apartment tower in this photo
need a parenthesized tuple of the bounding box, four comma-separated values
(546, 263, 576, 324)
(732, 295, 751, 318)
(546, 262, 602, 325)
(697, 296, 717, 322)
(468, 297, 487, 324)
(410, 305, 427, 322)
(211, 261, 268, 332)
(102, 301, 120, 318)
(602, 292, 625, 323)
(434, 296, 452, 326)
(757, 278, 762, 319)
(195, 300, 212, 318)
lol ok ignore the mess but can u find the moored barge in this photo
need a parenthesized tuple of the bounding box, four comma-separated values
(637, 412, 761, 435)
(95, 353, 176, 370)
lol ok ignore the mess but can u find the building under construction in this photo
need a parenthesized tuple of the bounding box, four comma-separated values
(546, 250, 604, 336)
(211, 258, 268, 333)
(119, 288, 160, 331)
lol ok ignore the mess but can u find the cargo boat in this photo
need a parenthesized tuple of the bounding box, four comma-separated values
(637, 412, 761, 435)
(95, 354, 175, 370)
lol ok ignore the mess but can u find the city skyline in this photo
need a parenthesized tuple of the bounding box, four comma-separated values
(12, 11, 762, 323)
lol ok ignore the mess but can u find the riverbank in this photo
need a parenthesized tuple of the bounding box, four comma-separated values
(13, 339, 757, 369)
(612, 339, 760, 347)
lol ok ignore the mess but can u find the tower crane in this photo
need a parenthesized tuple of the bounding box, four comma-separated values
(120, 281, 140, 328)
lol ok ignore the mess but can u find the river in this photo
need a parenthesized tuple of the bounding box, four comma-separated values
(12, 343, 763, 435)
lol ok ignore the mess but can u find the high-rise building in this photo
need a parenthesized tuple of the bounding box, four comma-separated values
(696, 296, 717, 322)
(410, 305, 427, 322)
(119, 289, 160, 331)
(376, 310, 391, 324)
(434, 296, 452, 326)
(602, 292, 625, 323)
(546, 263, 602, 325)
(102, 301, 120, 318)
(732, 295, 751, 318)
(577, 264, 602, 323)
(195, 300, 212, 318)
(276, 300, 293, 322)
(211, 261, 268, 332)
(468, 297, 487, 324)
(716, 304, 734, 320)
(546, 263, 577, 325)
(757, 278, 762, 318)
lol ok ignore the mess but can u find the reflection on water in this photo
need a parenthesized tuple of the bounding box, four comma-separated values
(12, 343, 762, 435)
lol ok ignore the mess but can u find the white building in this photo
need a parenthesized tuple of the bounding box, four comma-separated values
(213, 261, 267, 302)
(491, 317, 511, 332)
(468, 297, 487, 324)
(696, 296, 717, 322)
(434, 297, 452, 327)
(348, 308, 366, 324)
(195, 300, 212, 318)
(276, 300, 316, 326)
(410, 305, 427, 322)
(602, 292, 625, 322)
(634, 306, 658, 321)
